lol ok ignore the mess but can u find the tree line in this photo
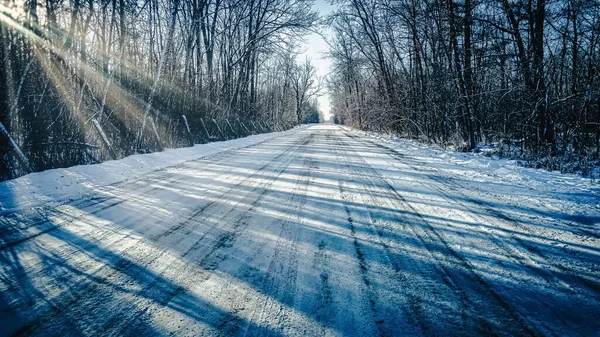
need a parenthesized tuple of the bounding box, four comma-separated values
(328, 0, 600, 173)
(0, 0, 321, 181)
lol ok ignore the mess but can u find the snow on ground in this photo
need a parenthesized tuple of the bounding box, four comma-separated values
(0, 126, 308, 215)
(349, 126, 600, 227)
(1, 124, 598, 336)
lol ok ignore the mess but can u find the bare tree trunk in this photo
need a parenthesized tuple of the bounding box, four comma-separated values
(447, 0, 476, 150)
(464, 0, 478, 143)
(138, 0, 181, 150)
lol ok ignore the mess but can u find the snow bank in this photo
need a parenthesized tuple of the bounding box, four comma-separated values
(343, 126, 600, 223)
(0, 126, 307, 215)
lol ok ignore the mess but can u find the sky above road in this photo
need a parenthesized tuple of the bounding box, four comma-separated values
(298, 0, 337, 121)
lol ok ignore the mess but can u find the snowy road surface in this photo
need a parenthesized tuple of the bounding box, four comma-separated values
(1, 124, 599, 336)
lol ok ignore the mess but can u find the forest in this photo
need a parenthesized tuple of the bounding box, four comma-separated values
(328, 0, 600, 175)
(0, 0, 321, 181)
(1, 0, 600, 181)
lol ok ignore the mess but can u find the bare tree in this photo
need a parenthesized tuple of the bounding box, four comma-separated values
(292, 59, 322, 123)
(328, 0, 600, 172)
(0, 0, 317, 181)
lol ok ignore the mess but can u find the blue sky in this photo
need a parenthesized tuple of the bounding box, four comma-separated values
(298, 0, 337, 120)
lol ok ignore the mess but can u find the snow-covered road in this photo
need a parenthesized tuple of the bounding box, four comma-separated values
(1, 124, 599, 336)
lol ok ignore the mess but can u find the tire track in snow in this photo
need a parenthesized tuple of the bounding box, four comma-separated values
(109, 132, 315, 335)
(328, 132, 399, 337)
(355, 132, 600, 282)
(329, 133, 431, 336)
(310, 240, 334, 335)
(332, 129, 538, 336)
(85, 133, 312, 334)
(0, 150, 259, 317)
(200, 133, 317, 336)
(238, 160, 311, 337)
(217, 131, 338, 337)
(356, 135, 600, 335)
(1, 133, 304, 279)
(4, 131, 313, 336)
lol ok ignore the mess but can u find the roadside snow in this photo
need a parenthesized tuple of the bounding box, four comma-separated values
(0, 126, 307, 215)
(344, 126, 600, 227)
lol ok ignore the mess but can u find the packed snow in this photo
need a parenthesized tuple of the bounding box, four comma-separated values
(1, 124, 598, 336)
(350, 127, 600, 232)
(0, 126, 308, 215)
